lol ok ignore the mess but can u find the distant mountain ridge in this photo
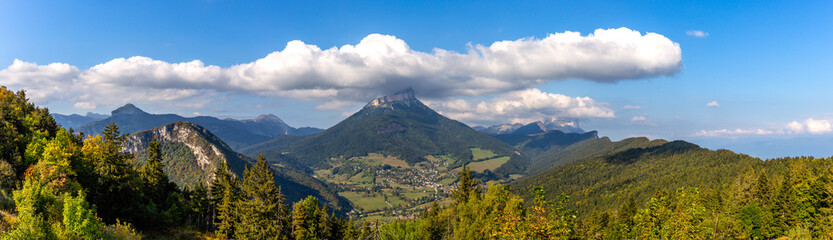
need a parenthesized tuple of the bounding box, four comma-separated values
(77, 104, 323, 150)
(126, 121, 348, 210)
(478, 119, 584, 135)
(51, 112, 108, 129)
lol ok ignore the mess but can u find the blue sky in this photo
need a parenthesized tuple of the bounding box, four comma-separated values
(1, 0, 832, 159)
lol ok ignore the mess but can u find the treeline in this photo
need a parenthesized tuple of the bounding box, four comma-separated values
(512, 141, 761, 215)
(574, 156, 833, 239)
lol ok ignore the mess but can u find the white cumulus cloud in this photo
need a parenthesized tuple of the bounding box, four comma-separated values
(787, 118, 833, 134)
(686, 30, 709, 38)
(425, 88, 614, 126)
(707, 101, 720, 107)
(0, 28, 682, 111)
(73, 102, 96, 110)
(0, 59, 79, 104)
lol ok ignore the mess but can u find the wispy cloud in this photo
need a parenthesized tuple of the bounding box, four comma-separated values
(706, 101, 720, 107)
(686, 30, 709, 38)
(630, 115, 657, 126)
(623, 105, 641, 110)
(694, 128, 774, 137)
(0, 28, 682, 111)
(695, 118, 833, 137)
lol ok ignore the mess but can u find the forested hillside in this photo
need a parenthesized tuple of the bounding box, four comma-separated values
(512, 141, 760, 214)
(126, 122, 348, 210)
(525, 136, 668, 175)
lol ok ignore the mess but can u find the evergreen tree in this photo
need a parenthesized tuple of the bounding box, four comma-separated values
(314, 205, 332, 240)
(773, 171, 794, 232)
(236, 155, 287, 239)
(423, 201, 446, 240)
(619, 196, 638, 228)
(293, 195, 328, 240)
(187, 184, 213, 231)
(83, 123, 147, 227)
(211, 161, 239, 238)
(140, 137, 169, 204)
(452, 165, 479, 204)
(754, 170, 771, 203)
(341, 218, 358, 240)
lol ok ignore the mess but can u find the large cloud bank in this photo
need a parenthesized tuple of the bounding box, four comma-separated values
(425, 88, 614, 126)
(1, 28, 679, 122)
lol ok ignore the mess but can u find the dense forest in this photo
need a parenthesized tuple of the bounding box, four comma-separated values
(3, 86, 833, 239)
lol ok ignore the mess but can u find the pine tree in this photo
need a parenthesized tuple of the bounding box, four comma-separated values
(315, 204, 332, 240)
(619, 196, 638, 228)
(211, 161, 239, 238)
(141, 137, 169, 204)
(102, 122, 126, 150)
(82, 123, 147, 226)
(773, 172, 794, 232)
(754, 170, 771, 203)
(236, 155, 286, 239)
(292, 196, 320, 240)
(341, 218, 358, 240)
(453, 165, 479, 204)
(188, 184, 213, 231)
(424, 201, 446, 240)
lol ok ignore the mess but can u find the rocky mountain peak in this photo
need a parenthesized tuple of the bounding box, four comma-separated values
(543, 119, 584, 133)
(253, 114, 286, 124)
(111, 103, 148, 116)
(366, 87, 420, 109)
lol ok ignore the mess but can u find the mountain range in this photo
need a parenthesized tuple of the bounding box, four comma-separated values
(51, 112, 109, 129)
(52, 88, 769, 221)
(75, 104, 323, 150)
(475, 119, 585, 135)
